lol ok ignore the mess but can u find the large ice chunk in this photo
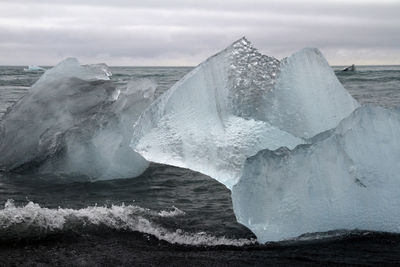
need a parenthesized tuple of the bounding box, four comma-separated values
(0, 58, 151, 180)
(131, 38, 304, 189)
(24, 65, 45, 72)
(232, 105, 400, 242)
(265, 48, 359, 138)
(131, 38, 358, 189)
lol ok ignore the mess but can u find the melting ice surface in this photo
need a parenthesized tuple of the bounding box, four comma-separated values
(267, 48, 359, 138)
(233, 105, 400, 242)
(0, 58, 151, 180)
(131, 38, 358, 189)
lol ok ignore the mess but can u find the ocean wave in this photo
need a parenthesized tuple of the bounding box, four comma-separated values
(0, 200, 254, 246)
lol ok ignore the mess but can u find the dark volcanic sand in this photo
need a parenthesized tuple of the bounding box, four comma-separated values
(1, 231, 400, 266)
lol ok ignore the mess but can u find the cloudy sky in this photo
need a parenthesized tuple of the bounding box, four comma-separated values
(0, 0, 399, 66)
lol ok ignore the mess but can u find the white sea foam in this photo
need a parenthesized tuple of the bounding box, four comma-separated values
(0, 200, 254, 246)
(157, 206, 186, 217)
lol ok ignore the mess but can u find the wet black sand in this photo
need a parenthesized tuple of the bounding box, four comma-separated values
(1, 231, 400, 266)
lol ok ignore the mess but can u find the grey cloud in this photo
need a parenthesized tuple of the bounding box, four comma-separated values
(0, 0, 399, 65)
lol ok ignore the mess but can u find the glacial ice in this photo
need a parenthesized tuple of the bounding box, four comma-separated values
(265, 48, 359, 138)
(131, 38, 305, 189)
(24, 65, 45, 72)
(131, 38, 358, 189)
(0, 58, 151, 180)
(35, 58, 112, 85)
(232, 105, 400, 243)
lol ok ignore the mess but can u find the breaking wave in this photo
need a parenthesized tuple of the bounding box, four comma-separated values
(0, 200, 254, 246)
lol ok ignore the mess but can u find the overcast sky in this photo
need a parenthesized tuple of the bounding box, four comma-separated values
(0, 0, 399, 66)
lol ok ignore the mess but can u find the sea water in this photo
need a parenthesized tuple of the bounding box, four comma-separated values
(0, 65, 399, 265)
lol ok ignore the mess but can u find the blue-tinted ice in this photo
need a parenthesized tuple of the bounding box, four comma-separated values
(0, 58, 150, 179)
(131, 38, 358, 189)
(233, 105, 400, 242)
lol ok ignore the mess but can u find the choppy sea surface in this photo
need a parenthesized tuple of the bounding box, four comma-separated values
(0, 65, 400, 266)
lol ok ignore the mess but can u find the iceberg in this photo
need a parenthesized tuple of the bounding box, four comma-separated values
(0, 58, 151, 180)
(24, 65, 45, 72)
(131, 38, 304, 189)
(131, 38, 358, 189)
(232, 105, 400, 243)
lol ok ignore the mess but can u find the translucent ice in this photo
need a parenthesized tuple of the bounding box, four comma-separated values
(264, 48, 359, 138)
(35, 58, 111, 85)
(0, 58, 151, 180)
(24, 65, 45, 72)
(131, 38, 304, 189)
(232, 105, 400, 243)
(131, 38, 358, 189)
